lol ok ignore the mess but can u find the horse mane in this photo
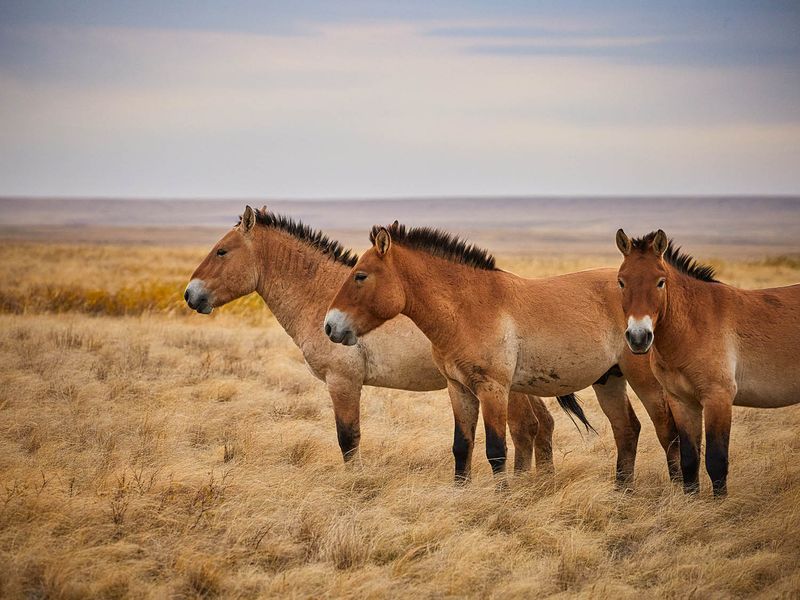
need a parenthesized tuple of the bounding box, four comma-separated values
(371, 222, 497, 271)
(631, 232, 718, 283)
(238, 209, 359, 267)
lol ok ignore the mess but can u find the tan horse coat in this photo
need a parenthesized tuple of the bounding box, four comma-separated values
(616, 229, 800, 495)
(326, 224, 679, 484)
(185, 206, 554, 471)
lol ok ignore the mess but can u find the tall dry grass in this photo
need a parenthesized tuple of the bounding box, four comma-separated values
(0, 242, 798, 598)
(1, 243, 798, 320)
(0, 244, 268, 322)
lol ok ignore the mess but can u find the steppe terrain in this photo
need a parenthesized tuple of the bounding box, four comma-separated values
(1, 197, 799, 598)
(2, 196, 799, 256)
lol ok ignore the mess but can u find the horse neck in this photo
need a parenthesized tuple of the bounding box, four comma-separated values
(254, 229, 350, 343)
(392, 245, 495, 349)
(656, 265, 705, 354)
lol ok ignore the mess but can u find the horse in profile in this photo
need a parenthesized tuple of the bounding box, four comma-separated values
(185, 205, 556, 473)
(616, 229, 800, 496)
(325, 222, 681, 485)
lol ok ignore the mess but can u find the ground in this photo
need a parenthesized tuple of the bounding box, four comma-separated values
(0, 242, 798, 599)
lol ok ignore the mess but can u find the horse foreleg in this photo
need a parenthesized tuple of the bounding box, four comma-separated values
(326, 374, 363, 463)
(620, 356, 682, 481)
(447, 380, 480, 484)
(667, 394, 703, 494)
(702, 389, 734, 497)
(592, 377, 641, 488)
(632, 386, 682, 482)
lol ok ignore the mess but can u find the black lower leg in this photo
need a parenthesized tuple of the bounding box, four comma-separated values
(678, 430, 700, 494)
(453, 423, 471, 482)
(706, 430, 729, 497)
(615, 460, 633, 488)
(485, 426, 507, 475)
(334, 417, 360, 462)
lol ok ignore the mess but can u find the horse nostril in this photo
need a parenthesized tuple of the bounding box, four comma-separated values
(325, 323, 332, 336)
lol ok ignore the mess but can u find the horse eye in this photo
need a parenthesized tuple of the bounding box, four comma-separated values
(618, 279, 625, 289)
(657, 279, 666, 289)
(216, 249, 227, 257)
(354, 272, 368, 283)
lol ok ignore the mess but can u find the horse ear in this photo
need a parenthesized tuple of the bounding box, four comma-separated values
(242, 205, 256, 232)
(615, 229, 632, 256)
(259, 204, 267, 215)
(374, 227, 392, 257)
(391, 219, 399, 228)
(653, 229, 668, 257)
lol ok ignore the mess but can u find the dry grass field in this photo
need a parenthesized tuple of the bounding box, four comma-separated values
(1, 241, 799, 598)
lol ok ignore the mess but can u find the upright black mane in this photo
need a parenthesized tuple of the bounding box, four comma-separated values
(371, 222, 497, 270)
(631, 232, 718, 283)
(239, 209, 358, 267)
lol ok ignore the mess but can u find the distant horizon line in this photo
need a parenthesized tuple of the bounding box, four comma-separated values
(2, 193, 799, 203)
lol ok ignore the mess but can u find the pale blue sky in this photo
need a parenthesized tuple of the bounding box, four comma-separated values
(1, 1, 798, 197)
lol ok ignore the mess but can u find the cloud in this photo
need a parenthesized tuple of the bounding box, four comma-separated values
(0, 14, 798, 197)
(428, 19, 800, 69)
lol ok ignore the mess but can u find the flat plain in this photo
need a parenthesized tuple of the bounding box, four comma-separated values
(1, 198, 799, 598)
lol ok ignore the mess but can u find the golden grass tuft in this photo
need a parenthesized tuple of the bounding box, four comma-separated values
(0, 242, 798, 597)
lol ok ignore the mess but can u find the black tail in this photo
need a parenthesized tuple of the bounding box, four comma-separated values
(556, 393, 597, 434)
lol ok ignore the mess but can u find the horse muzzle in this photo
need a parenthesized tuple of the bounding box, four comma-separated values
(184, 279, 214, 314)
(324, 309, 358, 346)
(625, 315, 655, 354)
(625, 327, 654, 354)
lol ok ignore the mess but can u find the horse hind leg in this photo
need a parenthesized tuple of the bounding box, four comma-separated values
(507, 392, 535, 473)
(507, 391, 554, 474)
(326, 373, 363, 463)
(592, 375, 641, 488)
(517, 393, 554, 474)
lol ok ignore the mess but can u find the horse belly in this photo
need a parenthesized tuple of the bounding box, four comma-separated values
(734, 377, 800, 408)
(512, 341, 613, 396)
(734, 346, 800, 408)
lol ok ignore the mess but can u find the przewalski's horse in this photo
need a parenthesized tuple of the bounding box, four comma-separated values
(616, 229, 800, 496)
(325, 223, 681, 486)
(184, 205, 557, 473)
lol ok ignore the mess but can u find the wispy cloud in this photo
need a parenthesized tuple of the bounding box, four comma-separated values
(427, 17, 800, 68)
(0, 2, 798, 197)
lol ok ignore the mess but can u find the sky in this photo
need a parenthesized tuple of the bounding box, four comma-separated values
(0, 1, 798, 198)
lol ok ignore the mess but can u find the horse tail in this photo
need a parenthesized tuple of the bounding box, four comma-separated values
(556, 393, 597, 434)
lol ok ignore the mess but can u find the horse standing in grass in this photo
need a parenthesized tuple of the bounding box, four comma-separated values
(185, 205, 557, 473)
(615, 229, 800, 496)
(325, 223, 681, 485)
